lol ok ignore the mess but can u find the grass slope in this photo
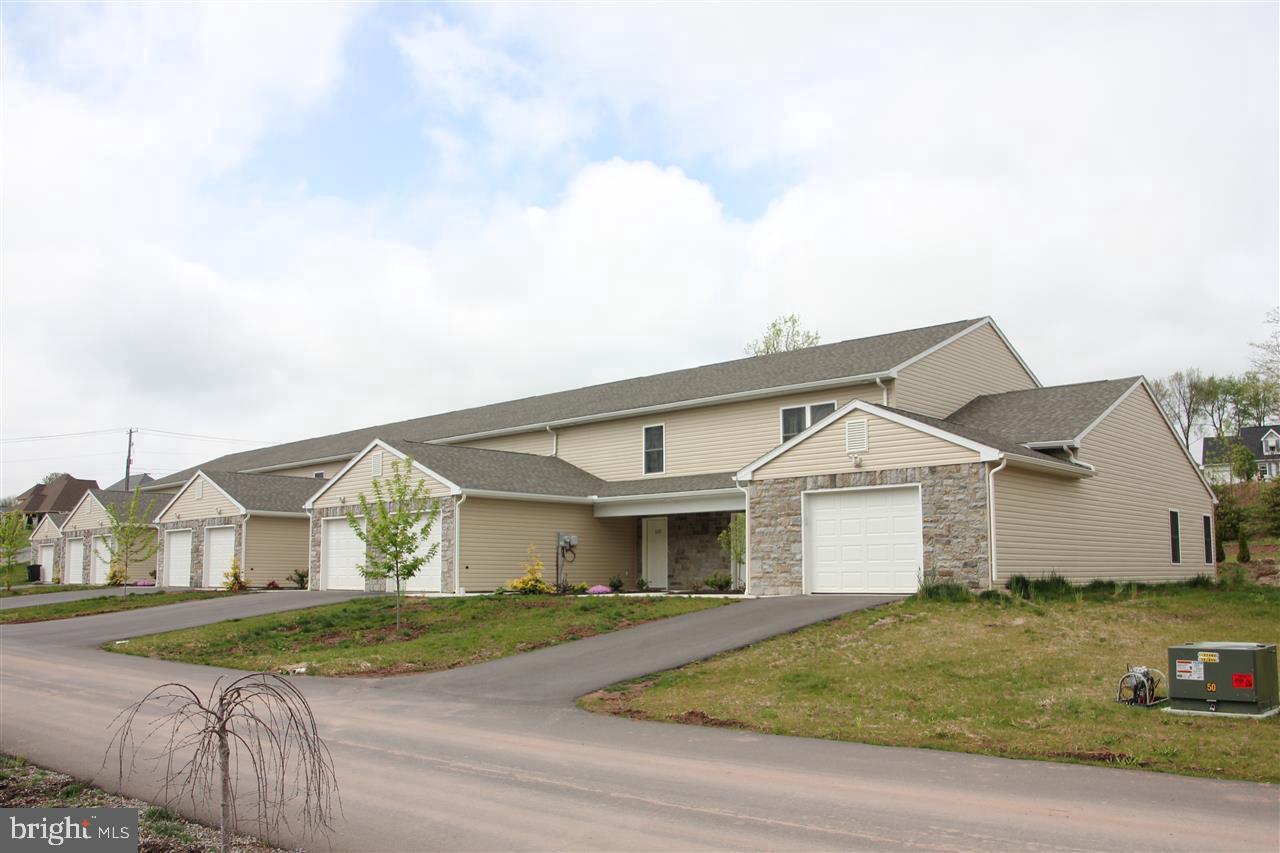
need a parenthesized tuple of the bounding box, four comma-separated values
(0, 583, 104, 598)
(113, 594, 730, 676)
(583, 584, 1280, 783)
(1, 590, 227, 623)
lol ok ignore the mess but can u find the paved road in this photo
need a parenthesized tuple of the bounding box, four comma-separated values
(1, 593, 1276, 852)
(0, 585, 161, 610)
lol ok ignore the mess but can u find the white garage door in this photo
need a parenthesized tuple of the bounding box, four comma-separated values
(39, 545, 56, 583)
(805, 486, 922, 593)
(322, 517, 366, 590)
(404, 519, 442, 593)
(65, 539, 84, 584)
(204, 527, 236, 587)
(167, 530, 193, 587)
(91, 536, 112, 584)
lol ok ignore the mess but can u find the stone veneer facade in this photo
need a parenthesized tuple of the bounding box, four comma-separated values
(747, 463, 990, 596)
(666, 511, 741, 590)
(308, 498, 457, 593)
(61, 525, 158, 585)
(155, 516, 245, 587)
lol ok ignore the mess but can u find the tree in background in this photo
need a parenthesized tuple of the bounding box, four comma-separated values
(1200, 375, 1240, 438)
(1261, 480, 1280, 537)
(745, 315, 821, 356)
(1231, 372, 1280, 427)
(103, 489, 161, 586)
(347, 459, 439, 629)
(1250, 306, 1279, 384)
(1152, 369, 1208, 448)
(1229, 443, 1258, 482)
(0, 510, 31, 592)
(41, 471, 69, 485)
(1212, 486, 1243, 541)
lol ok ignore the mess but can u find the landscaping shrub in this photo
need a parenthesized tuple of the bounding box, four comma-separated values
(265, 580, 281, 590)
(607, 575, 624, 592)
(1213, 485, 1243, 541)
(1029, 572, 1073, 600)
(635, 577, 650, 592)
(1217, 563, 1248, 589)
(1216, 534, 1226, 564)
(1006, 574, 1031, 599)
(287, 568, 308, 590)
(976, 589, 1004, 603)
(587, 585, 611, 595)
(223, 557, 248, 592)
(106, 562, 128, 586)
(1082, 579, 1117, 595)
(704, 572, 733, 592)
(1186, 574, 1216, 589)
(1237, 532, 1251, 564)
(572, 583, 589, 594)
(509, 546, 553, 594)
(917, 579, 972, 601)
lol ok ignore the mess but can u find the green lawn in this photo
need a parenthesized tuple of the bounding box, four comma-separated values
(1, 590, 229, 623)
(0, 583, 104, 598)
(582, 583, 1280, 783)
(113, 594, 731, 676)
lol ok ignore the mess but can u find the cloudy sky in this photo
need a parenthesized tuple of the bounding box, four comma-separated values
(1, 2, 1276, 495)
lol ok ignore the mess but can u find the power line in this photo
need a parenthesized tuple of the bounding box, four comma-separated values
(0, 428, 126, 444)
(138, 428, 274, 445)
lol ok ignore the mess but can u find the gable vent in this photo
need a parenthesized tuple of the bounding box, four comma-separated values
(371, 451, 383, 477)
(846, 418, 869, 453)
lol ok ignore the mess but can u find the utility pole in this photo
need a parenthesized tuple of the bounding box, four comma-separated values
(124, 428, 137, 490)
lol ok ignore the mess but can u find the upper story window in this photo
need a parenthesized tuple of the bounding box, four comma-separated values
(313, 471, 326, 480)
(1263, 431, 1280, 455)
(781, 401, 838, 443)
(643, 425, 664, 474)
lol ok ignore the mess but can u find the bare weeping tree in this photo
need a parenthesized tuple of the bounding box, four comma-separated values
(108, 674, 340, 852)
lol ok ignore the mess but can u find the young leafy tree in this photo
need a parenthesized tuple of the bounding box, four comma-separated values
(0, 510, 31, 592)
(745, 314, 821, 356)
(347, 459, 440, 629)
(1229, 442, 1258, 482)
(102, 489, 161, 585)
(717, 514, 746, 583)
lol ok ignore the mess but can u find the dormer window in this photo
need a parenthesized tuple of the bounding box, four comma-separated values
(1262, 430, 1280, 455)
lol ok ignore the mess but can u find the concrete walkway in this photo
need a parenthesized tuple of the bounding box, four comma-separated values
(1, 592, 1276, 851)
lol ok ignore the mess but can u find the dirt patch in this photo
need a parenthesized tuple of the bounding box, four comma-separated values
(670, 709, 748, 728)
(581, 681, 656, 720)
(1050, 749, 1146, 766)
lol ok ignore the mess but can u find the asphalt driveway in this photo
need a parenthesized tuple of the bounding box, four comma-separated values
(1, 591, 1276, 851)
(0, 585, 160, 610)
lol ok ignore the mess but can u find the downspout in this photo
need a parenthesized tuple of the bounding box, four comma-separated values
(875, 376, 889, 406)
(546, 425, 558, 457)
(987, 458, 1008, 586)
(735, 477, 751, 596)
(453, 494, 467, 594)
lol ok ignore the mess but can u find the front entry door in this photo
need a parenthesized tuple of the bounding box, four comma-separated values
(643, 516, 668, 588)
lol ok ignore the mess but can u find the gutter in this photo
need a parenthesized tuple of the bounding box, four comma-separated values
(244, 510, 309, 519)
(987, 457, 1008, 585)
(875, 376, 889, 405)
(736, 477, 752, 596)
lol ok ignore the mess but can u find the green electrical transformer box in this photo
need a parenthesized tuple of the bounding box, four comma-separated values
(1166, 642, 1279, 717)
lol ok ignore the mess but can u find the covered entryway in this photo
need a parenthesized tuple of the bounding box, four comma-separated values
(804, 486, 922, 593)
(91, 535, 112, 584)
(38, 545, 55, 583)
(64, 539, 84, 584)
(404, 520, 442, 593)
(204, 526, 236, 587)
(321, 516, 366, 590)
(166, 530, 193, 587)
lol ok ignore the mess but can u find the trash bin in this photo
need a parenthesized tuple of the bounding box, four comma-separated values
(27, 564, 41, 583)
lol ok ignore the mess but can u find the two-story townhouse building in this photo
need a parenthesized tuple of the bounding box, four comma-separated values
(143, 317, 1215, 594)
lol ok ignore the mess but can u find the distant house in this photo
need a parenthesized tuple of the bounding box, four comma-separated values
(12, 474, 99, 526)
(1201, 425, 1280, 483)
(106, 473, 155, 491)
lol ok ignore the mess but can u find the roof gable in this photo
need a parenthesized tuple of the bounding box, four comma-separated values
(30, 514, 63, 541)
(948, 378, 1141, 445)
(156, 472, 246, 523)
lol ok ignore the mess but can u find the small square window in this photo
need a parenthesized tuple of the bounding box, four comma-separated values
(809, 402, 837, 423)
(643, 425, 664, 474)
(781, 407, 807, 442)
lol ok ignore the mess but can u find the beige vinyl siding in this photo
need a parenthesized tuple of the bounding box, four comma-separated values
(894, 323, 1038, 418)
(312, 448, 453, 510)
(63, 495, 111, 534)
(460, 431, 555, 455)
(30, 516, 61, 543)
(124, 541, 158, 583)
(264, 460, 351, 480)
(244, 516, 309, 587)
(158, 475, 241, 523)
(994, 384, 1215, 584)
(552, 382, 884, 481)
(756, 411, 980, 479)
(459, 498, 636, 592)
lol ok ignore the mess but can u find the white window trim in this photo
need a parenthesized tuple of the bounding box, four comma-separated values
(642, 423, 666, 476)
(779, 400, 839, 443)
(1169, 509, 1182, 565)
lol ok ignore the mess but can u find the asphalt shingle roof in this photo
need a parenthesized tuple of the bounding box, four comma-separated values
(880, 407, 1090, 470)
(946, 378, 1140, 445)
(385, 440, 606, 497)
(595, 472, 739, 496)
(199, 471, 325, 514)
(16, 475, 99, 514)
(106, 473, 155, 491)
(148, 318, 984, 488)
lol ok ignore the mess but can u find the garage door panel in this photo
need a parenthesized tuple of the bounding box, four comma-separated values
(806, 487, 921, 594)
(204, 527, 236, 587)
(322, 517, 366, 591)
(167, 531, 193, 587)
(65, 540, 84, 583)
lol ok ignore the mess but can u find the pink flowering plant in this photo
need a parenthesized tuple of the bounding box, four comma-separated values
(587, 585, 612, 595)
